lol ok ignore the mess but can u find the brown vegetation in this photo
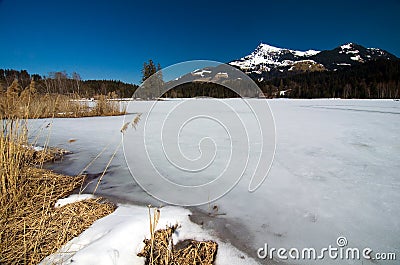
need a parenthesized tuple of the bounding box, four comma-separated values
(0, 85, 116, 264)
(138, 207, 218, 265)
(0, 168, 114, 264)
(290, 61, 325, 72)
(0, 79, 126, 119)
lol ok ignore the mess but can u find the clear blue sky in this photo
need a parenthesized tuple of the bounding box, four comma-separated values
(0, 0, 399, 84)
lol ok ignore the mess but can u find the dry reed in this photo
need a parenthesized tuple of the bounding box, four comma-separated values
(0, 80, 117, 264)
(0, 79, 126, 119)
(138, 207, 218, 265)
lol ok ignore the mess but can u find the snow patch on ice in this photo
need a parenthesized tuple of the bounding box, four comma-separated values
(55, 194, 97, 208)
(33, 146, 44, 151)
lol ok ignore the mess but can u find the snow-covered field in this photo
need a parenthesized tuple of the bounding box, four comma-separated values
(34, 99, 400, 265)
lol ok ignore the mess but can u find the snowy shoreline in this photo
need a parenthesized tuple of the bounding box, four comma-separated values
(100, 193, 280, 264)
(40, 193, 266, 265)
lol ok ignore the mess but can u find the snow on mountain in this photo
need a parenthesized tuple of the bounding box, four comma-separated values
(293, 49, 320, 57)
(340, 43, 354, 50)
(229, 43, 321, 71)
(229, 42, 398, 79)
(192, 69, 212, 77)
(310, 42, 397, 69)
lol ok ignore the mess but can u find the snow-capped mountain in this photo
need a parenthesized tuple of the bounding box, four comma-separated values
(170, 42, 397, 85)
(229, 42, 398, 81)
(309, 43, 397, 70)
(229, 43, 320, 71)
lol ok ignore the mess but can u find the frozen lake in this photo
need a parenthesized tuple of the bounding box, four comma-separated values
(36, 99, 400, 264)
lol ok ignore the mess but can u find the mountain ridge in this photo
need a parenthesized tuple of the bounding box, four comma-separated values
(166, 42, 399, 99)
(229, 42, 398, 81)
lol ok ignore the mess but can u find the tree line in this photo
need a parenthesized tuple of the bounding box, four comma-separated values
(258, 59, 400, 98)
(0, 69, 138, 98)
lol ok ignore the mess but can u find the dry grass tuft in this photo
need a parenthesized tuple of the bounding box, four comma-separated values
(173, 240, 218, 265)
(0, 168, 115, 264)
(25, 146, 70, 165)
(138, 207, 218, 265)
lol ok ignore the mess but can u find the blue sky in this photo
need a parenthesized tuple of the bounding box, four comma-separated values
(0, 0, 399, 84)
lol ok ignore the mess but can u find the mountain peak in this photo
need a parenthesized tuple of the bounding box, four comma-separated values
(256, 43, 320, 56)
(340, 42, 356, 49)
(229, 43, 321, 73)
(256, 43, 282, 53)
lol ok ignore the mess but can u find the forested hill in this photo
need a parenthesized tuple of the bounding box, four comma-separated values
(0, 69, 138, 98)
(258, 59, 400, 98)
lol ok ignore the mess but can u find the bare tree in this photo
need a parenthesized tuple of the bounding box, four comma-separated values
(72, 72, 81, 95)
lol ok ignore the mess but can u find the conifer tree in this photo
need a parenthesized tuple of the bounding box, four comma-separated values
(141, 59, 157, 83)
(140, 60, 164, 99)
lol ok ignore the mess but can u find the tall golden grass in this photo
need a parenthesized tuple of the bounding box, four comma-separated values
(0, 80, 116, 264)
(0, 79, 126, 119)
(0, 118, 28, 198)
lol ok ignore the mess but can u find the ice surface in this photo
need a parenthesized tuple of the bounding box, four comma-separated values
(34, 99, 400, 264)
(213, 99, 400, 264)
